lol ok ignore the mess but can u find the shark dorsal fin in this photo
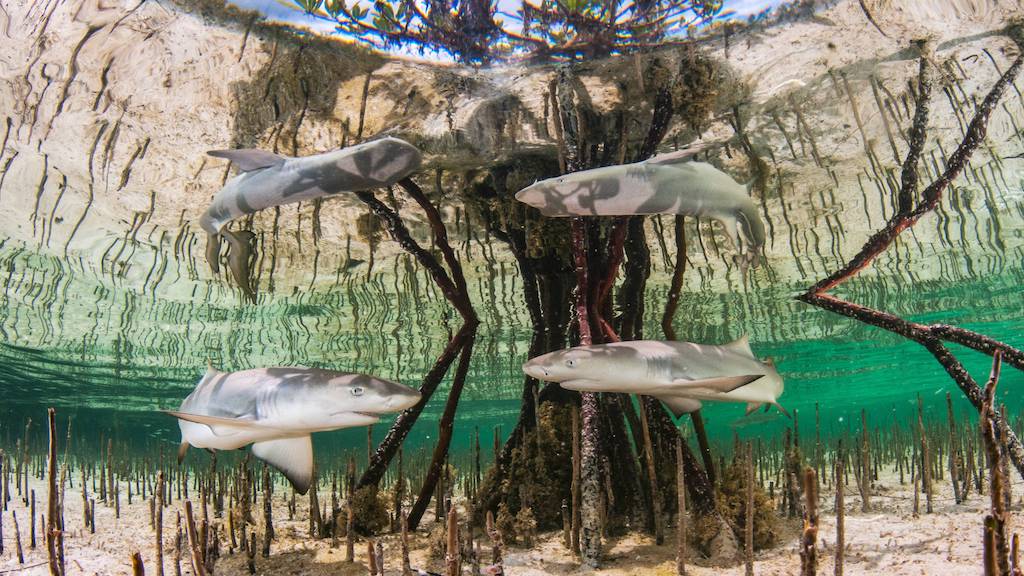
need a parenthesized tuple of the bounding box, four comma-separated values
(723, 334, 754, 357)
(203, 361, 221, 377)
(645, 148, 698, 166)
(207, 149, 286, 172)
(646, 141, 721, 166)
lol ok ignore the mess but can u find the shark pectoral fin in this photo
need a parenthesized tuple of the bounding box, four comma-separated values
(252, 436, 313, 495)
(205, 233, 221, 275)
(660, 397, 703, 418)
(671, 374, 763, 393)
(164, 410, 267, 438)
(773, 402, 792, 419)
(207, 149, 286, 172)
(745, 402, 764, 416)
(177, 442, 189, 464)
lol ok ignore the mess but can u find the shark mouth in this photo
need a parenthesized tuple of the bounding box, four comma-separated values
(330, 410, 382, 421)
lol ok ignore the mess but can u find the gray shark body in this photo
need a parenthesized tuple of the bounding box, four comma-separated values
(200, 137, 422, 299)
(167, 366, 420, 493)
(521, 337, 786, 418)
(514, 156, 765, 269)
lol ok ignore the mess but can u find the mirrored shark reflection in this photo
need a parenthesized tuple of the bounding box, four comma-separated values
(199, 137, 423, 301)
(514, 153, 765, 271)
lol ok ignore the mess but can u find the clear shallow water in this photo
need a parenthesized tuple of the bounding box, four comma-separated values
(1, 0, 1023, 472)
(3, 242, 1023, 464)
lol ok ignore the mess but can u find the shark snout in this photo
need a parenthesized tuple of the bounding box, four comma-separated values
(386, 386, 421, 411)
(522, 362, 551, 381)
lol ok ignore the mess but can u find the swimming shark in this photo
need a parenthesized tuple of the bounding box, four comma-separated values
(166, 366, 421, 494)
(199, 137, 423, 298)
(521, 336, 787, 418)
(514, 154, 765, 270)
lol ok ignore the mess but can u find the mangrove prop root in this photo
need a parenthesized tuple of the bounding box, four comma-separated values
(982, 352, 1010, 576)
(571, 216, 603, 568)
(131, 551, 145, 576)
(835, 441, 845, 576)
(798, 31, 1024, 481)
(745, 443, 754, 576)
(155, 472, 164, 576)
(408, 332, 477, 530)
(183, 500, 206, 576)
(354, 186, 477, 491)
(676, 437, 687, 576)
(800, 467, 819, 576)
(445, 505, 460, 576)
(46, 407, 60, 576)
(401, 514, 412, 576)
(638, 396, 663, 544)
(485, 510, 504, 570)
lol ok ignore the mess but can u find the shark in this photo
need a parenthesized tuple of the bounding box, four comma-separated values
(521, 336, 787, 418)
(514, 154, 765, 270)
(199, 137, 423, 300)
(166, 366, 421, 494)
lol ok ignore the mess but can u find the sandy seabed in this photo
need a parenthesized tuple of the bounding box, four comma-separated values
(0, 469, 1016, 576)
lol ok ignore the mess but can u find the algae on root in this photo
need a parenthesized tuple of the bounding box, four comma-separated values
(474, 402, 574, 533)
(694, 453, 779, 555)
(347, 485, 390, 536)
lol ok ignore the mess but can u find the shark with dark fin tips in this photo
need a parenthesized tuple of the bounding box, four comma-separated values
(521, 336, 787, 418)
(167, 366, 421, 494)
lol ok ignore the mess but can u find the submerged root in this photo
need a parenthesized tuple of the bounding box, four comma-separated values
(473, 402, 574, 532)
(346, 486, 389, 537)
(693, 453, 779, 560)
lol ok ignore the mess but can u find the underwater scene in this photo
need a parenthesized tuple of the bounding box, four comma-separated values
(2, 0, 1024, 573)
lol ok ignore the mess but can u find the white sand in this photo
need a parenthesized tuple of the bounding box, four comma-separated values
(1, 468, 1018, 575)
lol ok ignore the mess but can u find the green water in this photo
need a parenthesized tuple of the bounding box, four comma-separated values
(3, 233, 1023, 463)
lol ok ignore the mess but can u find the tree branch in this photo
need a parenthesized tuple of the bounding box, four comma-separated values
(798, 30, 1024, 480)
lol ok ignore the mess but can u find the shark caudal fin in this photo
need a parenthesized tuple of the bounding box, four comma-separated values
(660, 397, 703, 418)
(252, 436, 313, 494)
(207, 149, 286, 172)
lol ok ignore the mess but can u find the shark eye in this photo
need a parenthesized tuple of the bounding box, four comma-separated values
(565, 359, 576, 368)
(350, 386, 364, 397)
